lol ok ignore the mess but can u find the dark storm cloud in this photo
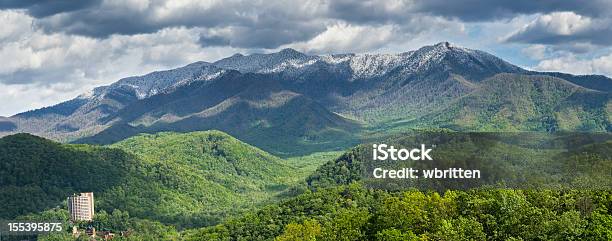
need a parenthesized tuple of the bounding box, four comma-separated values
(1, 0, 326, 49)
(198, 35, 230, 47)
(412, 0, 612, 21)
(199, 24, 325, 49)
(0, 0, 101, 18)
(325, 0, 612, 49)
(199, 28, 314, 49)
(405, 0, 612, 48)
(31, 2, 245, 38)
(326, 0, 612, 24)
(3, 0, 612, 49)
(0, 67, 71, 85)
(35, 9, 161, 37)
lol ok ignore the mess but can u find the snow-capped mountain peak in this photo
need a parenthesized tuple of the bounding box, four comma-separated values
(393, 42, 522, 76)
(213, 48, 315, 73)
(85, 61, 226, 100)
(80, 42, 521, 102)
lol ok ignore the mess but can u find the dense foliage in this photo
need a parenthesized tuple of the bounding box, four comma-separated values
(0, 131, 318, 228)
(308, 132, 612, 190)
(406, 74, 611, 132)
(0, 133, 143, 219)
(168, 131, 609, 240)
(107, 130, 301, 226)
(2, 130, 611, 240)
(183, 184, 612, 240)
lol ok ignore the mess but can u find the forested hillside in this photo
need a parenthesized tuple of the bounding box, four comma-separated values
(410, 74, 611, 132)
(0, 131, 315, 228)
(3, 131, 611, 240)
(308, 132, 612, 190)
(108, 131, 299, 227)
(183, 184, 612, 240)
(175, 131, 612, 240)
(0, 133, 148, 219)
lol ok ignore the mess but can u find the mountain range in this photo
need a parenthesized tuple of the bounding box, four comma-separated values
(1, 42, 610, 155)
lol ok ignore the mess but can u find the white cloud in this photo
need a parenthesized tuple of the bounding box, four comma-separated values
(521, 44, 547, 60)
(0, 82, 84, 117)
(288, 23, 396, 54)
(532, 12, 591, 35)
(0, 10, 33, 41)
(287, 14, 464, 54)
(534, 52, 612, 76)
(0, 10, 243, 116)
(504, 11, 591, 43)
(504, 11, 612, 46)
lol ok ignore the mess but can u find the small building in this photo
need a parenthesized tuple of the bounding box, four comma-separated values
(67, 192, 95, 221)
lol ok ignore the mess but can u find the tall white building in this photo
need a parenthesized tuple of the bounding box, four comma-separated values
(67, 192, 95, 221)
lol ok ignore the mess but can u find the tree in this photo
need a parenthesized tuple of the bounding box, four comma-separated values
(320, 208, 370, 241)
(275, 219, 321, 241)
(93, 210, 111, 231)
(109, 209, 130, 232)
(584, 212, 612, 240)
(431, 218, 486, 241)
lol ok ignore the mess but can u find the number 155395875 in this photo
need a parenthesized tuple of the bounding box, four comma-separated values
(0, 221, 63, 236)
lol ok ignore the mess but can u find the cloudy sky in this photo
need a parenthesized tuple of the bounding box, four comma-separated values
(1, 0, 612, 116)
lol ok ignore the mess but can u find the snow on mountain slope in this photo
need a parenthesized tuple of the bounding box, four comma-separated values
(394, 42, 523, 77)
(79, 42, 520, 102)
(98, 61, 225, 100)
(214, 49, 409, 79)
(3, 42, 609, 144)
(214, 48, 314, 73)
(0, 42, 541, 130)
(327, 53, 410, 79)
(212, 42, 522, 81)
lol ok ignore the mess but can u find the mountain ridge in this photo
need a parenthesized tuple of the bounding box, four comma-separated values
(1, 42, 610, 154)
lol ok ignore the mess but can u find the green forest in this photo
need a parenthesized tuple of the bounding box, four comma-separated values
(183, 184, 612, 241)
(1, 131, 611, 240)
(0, 131, 322, 228)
